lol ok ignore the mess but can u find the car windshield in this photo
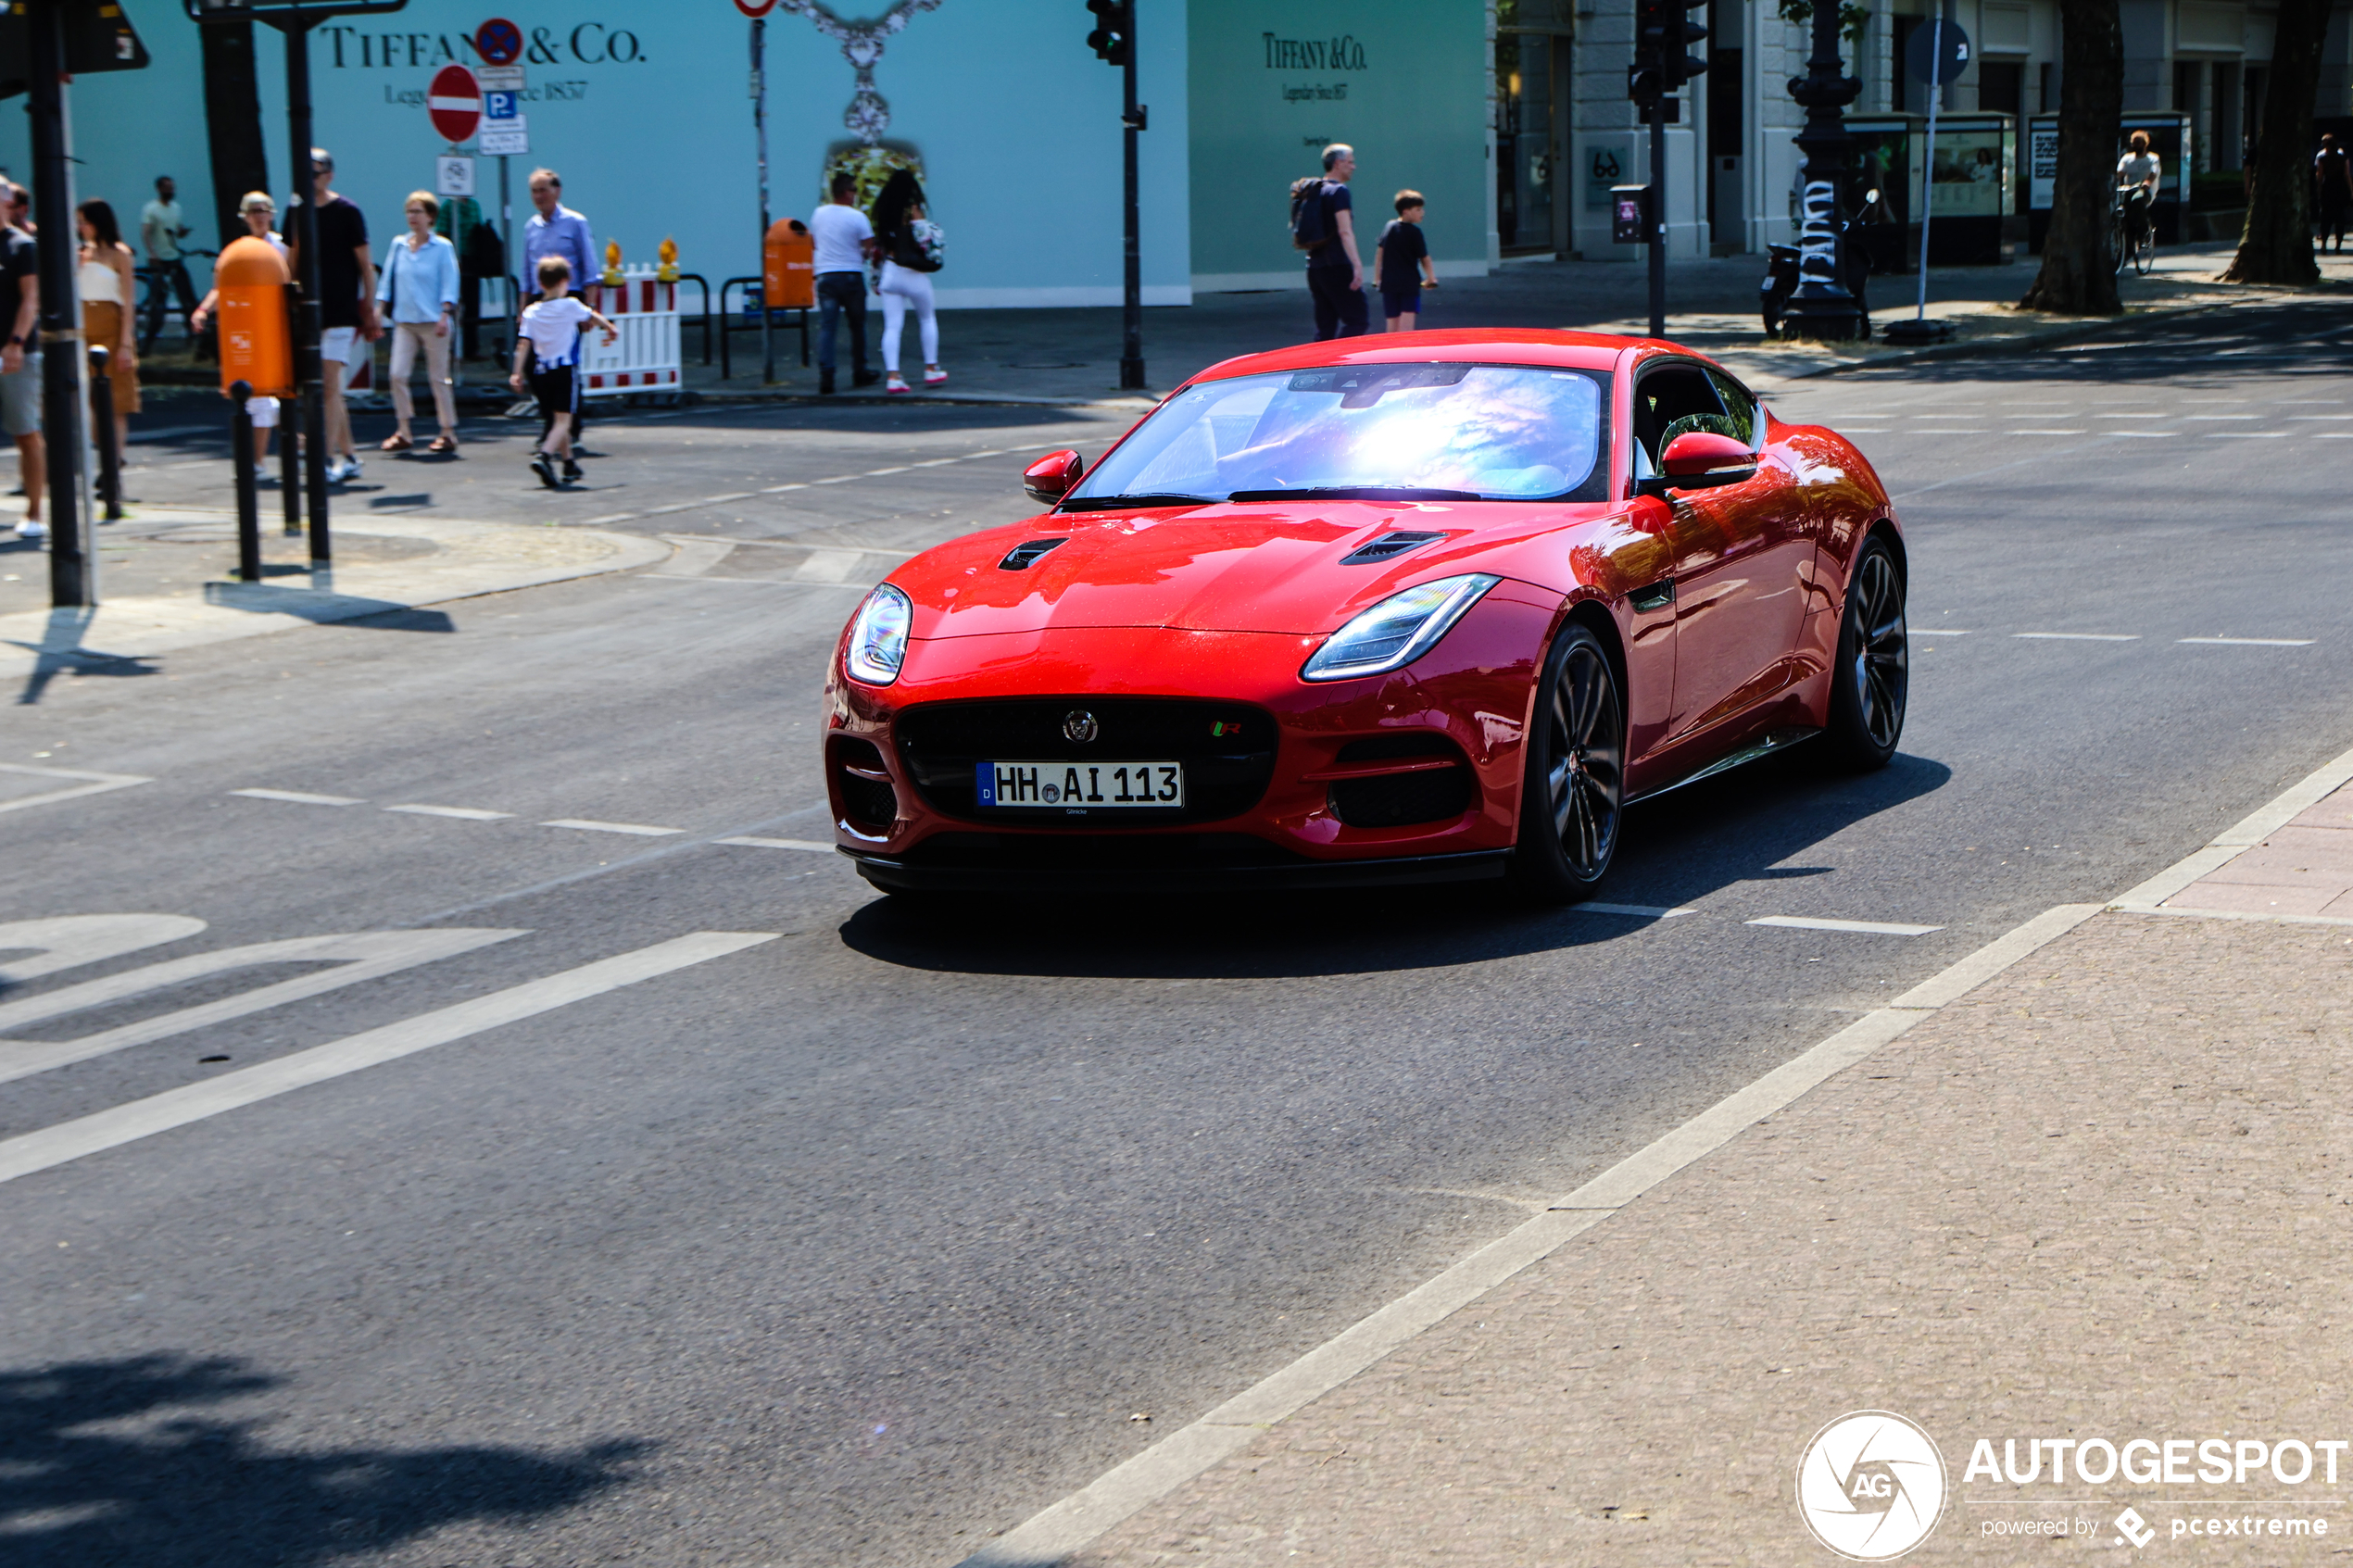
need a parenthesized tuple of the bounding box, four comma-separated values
(1064, 363, 1612, 507)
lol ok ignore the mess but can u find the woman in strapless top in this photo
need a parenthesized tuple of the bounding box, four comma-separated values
(77, 197, 140, 458)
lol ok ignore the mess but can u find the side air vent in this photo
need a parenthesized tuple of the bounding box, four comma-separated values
(999, 537, 1070, 571)
(1340, 530, 1447, 566)
(829, 735, 899, 831)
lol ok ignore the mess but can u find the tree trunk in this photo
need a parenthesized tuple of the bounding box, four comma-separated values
(199, 18, 269, 250)
(2222, 0, 2333, 282)
(2020, 0, 2123, 314)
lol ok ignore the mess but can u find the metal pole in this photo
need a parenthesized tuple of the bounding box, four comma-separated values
(753, 19, 770, 240)
(1118, 21, 1145, 390)
(27, 0, 89, 608)
(1647, 105, 1667, 337)
(1914, 19, 1942, 321)
(280, 18, 331, 563)
(232, 381, 261, 583)
(280, 283, 303, 533)
(88, 346, 121, 521)
(1779, 0, 1864, 339)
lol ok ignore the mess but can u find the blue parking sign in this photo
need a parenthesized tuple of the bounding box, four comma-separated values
(485, 91, 521, 120)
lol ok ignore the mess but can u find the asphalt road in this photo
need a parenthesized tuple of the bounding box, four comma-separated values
(5, 301, 2351, 1568)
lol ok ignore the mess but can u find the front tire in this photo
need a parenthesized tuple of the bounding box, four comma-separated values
(1509, 621, 1626, 903)
(1824, 535, 1908, 770)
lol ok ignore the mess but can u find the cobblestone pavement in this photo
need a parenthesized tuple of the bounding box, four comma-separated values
(1038, 788, 2353, 1567)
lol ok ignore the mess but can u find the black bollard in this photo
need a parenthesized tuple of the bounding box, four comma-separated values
(231, 380, 261, 583)
(88, 346, 123, 521)
(279, 386, 303, 533)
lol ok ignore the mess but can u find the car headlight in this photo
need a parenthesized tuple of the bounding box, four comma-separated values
(844, 583, 913, 685)
(1301, 573, 1502, 683)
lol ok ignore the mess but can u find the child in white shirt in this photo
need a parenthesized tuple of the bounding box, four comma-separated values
(509, 255, 617, 487)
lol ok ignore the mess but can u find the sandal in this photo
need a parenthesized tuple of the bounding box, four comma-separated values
(427, 434, 459, 455)
(380, 433, 413, 452)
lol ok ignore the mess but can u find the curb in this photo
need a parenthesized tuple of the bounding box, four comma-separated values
(1781, 291, 2299, 380)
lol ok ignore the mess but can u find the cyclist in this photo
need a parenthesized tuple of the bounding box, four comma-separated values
(2114, 131, 2161, 257)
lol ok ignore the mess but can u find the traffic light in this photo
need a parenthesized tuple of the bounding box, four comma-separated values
(1631, 0, 1709, 97)
(1086, 0, 1132, 66)
(1664, 0, 1710, 90)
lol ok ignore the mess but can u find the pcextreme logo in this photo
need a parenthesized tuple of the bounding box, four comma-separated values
(1796, 1411, 1951, 1561)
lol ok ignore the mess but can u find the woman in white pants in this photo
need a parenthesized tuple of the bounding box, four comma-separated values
(375, 191, 461, 453)
(870, 169, 945, 394)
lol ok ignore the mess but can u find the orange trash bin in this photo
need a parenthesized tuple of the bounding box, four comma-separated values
(763, 219, 813, 309)
(214, 235, 294, 397)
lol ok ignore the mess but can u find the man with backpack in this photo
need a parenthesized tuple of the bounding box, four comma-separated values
(1292, 143, 1368, 340)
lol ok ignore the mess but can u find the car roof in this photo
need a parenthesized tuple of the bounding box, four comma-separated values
(1181, 328, 1642, 388)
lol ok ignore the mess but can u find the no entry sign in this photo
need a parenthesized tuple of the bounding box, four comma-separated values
(428, 63, 483, 144)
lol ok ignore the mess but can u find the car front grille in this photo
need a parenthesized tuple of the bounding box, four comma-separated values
(894, 698, 1279, 825)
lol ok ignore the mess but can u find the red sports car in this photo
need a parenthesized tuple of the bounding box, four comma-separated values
(823, 329, 1906, 900)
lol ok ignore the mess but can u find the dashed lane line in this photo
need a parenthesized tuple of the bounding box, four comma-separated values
(385, 804, 517, 821)
(716, 835, 839, 853)
(2015, 632, 2139, 641)
(1746, 915, 1945, 936)
(0, 933, 779, 1187)
(540, 819, 686, 837)
(2179, 636, 2316, 646)
(231, 787, 365, 807)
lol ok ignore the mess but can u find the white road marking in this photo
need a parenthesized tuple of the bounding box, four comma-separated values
(952, 900, 2102, 1567)
(0, 929, 522, 1086)
(906, 458, 959, 468)
(793, 549, 864, 583)
(2015, 632, 2138, 641)
(2007, 429, 2086, 435)
(2287, 414, 2353, 420)
(0, 763, 152, 814)
(579, 512, 639, 525)
(811, 475, 858, 484)
(1570, 902, 1695, 919)
(2205, 431, 2286, 438)
(1921, 628, 1974, 634)
(384, 803, 517, 820)
(2314, 433, 2353, 438)
(716, 835, 838, 852)
(759, 483, 807, 493)
(231, 787, 365, 806)
(2178, 636, 2316, 646)
(539, 818, 686, 836)
(0, 914, 208, 985)
(2186, 413, 2259, 420)
(863, 466, 912, 476)
(702, 492, 756, 504)
(654, 535, 739, 578)
(0, 932, 777, 1186)
(1746, 916, 1944, 936)
(2108, 430, 2176, 437)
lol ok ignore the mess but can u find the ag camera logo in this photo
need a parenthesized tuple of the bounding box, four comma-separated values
(1797, 1411, 1949, 1561)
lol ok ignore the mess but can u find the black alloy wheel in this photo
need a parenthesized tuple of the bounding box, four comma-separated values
(1509, 621, 1625, 903)
(1824, 535, 1908, 770)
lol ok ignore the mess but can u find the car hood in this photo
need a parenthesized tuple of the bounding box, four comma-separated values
(893, 500, 1601, 638)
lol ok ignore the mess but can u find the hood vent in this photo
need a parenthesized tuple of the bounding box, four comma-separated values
(1340, 530, 1447, 566)
(999, 537, 1070, 571)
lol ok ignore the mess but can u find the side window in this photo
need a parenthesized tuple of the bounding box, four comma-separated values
(1705, 369, 1760, 449)
(1633, 364, 1731, 468)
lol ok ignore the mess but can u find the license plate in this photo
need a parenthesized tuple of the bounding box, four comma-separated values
(976, 760, 1184, 809)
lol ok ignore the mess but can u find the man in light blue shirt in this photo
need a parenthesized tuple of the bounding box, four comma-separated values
(522, 169, 597, 442)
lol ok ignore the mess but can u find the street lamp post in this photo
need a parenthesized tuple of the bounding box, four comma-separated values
(1780, 0, 1864, 340)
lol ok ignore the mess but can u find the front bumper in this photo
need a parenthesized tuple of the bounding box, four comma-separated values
(822, 595, 1560, 889)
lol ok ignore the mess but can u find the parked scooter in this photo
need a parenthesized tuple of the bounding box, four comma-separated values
(1760, 189, 1879, 338)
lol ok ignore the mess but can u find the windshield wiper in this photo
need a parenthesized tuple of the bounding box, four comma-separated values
(1225, 486, 1482, 503)
(1057, 493, 1218, 511)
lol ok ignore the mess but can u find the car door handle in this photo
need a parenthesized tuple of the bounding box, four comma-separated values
(1629, 579, 1676, 613)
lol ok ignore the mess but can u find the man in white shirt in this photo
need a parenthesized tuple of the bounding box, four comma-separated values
(810, 174, 879, 395)
(138, 174, 199, 349)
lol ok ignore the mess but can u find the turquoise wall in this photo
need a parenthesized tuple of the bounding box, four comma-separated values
(1, 0, 1192, 307)
(1185, 0, 1488, 285)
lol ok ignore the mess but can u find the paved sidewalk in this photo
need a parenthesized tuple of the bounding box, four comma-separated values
(955, 779, 2353, 1565)
(0, 511, 669, 685)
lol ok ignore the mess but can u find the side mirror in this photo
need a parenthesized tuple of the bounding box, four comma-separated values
(1023, 449, 1085, 505)
(1658, 430, 1757, 490)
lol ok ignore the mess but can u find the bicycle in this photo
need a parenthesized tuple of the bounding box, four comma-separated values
(2111, 188, 2154, 277)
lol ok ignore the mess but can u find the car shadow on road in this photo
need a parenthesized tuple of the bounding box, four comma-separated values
(839, 746, 1954, 980)
(0, 1351, 647, 1567)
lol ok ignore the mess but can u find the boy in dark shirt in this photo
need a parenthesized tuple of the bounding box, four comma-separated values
(1374, 191, 1438, 332)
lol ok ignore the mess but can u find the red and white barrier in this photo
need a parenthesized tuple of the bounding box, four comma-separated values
(580, 268, 682, 398)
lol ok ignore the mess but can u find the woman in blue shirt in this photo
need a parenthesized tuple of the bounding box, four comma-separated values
(376, 190, 462, 454)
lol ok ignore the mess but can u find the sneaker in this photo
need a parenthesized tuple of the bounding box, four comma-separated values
(530, 453, 560, 489)
(852, 370, 882, 389)
(561, 458, 584, 483)
(343, 456, 362, 483)
(819, 369, 837, 395)
(15, 518, 44, 542)
(886, 374, 911, 395)
(924, 368, 948, 387)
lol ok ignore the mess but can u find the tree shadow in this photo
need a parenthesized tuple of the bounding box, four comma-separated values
(839, 746, 1953, 980)
(0, 1352, 648, 1567)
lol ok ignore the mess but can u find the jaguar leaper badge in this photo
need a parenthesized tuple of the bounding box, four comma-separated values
(1063, 710, 1099, 744)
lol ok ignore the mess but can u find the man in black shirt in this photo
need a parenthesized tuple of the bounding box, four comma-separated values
(288, 148, 379, 483)
(1304, 143, 1368, 340)
(1, 182, 44, 541)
